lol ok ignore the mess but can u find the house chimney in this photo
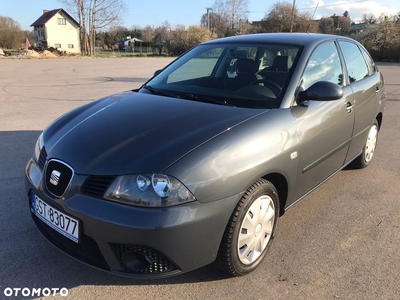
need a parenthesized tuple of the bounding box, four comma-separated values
(43, 10, 49, 14)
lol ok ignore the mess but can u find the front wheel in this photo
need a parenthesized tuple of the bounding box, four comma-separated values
(351, 119, 379, 169)
(218, 179, 279, 276)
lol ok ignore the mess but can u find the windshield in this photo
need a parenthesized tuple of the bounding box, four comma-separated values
(141, 42, 301, 109)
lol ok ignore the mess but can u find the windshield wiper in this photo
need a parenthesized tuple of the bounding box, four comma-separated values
(182, 93, 235, 107)
(141, 85, 180, 98)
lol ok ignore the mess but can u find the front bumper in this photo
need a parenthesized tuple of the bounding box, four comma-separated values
(25, 159, 239, 278)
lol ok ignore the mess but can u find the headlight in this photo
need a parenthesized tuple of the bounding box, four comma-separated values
(104, 174, 196, 207)
(34, 133, 44, 162)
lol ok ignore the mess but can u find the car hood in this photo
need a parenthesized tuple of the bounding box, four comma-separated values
(43, 91, 266, 175)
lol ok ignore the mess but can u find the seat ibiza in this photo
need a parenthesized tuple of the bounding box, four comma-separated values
(25, 33, 386, 278)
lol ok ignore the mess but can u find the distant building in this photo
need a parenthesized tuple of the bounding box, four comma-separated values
(113, 37, 143, 51)
(350, 23, 368, 34)
(30, 9, 80, 53)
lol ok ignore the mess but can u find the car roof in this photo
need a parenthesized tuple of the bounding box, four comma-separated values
(203, 33, 352, 47)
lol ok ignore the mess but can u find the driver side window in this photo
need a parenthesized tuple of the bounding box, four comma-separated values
(302, 42, 344, 90)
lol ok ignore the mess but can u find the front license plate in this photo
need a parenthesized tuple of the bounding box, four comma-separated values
(31, 193, 79, 243)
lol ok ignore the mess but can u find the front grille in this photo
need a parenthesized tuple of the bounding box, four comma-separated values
(44, 160, 73, 197)
(38, 147, 47, 169)
(32, 214, 109, 270)
(81, 176, 116, 198)
(110, 243, 178, 274)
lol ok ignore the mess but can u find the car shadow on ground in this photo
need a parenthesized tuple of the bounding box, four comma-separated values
(0, 130, 231, 295)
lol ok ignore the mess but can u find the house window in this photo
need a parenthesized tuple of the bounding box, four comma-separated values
(68, 44, 74, 49)
(55, 44, 61, 48)
(57, 18, 66, 25)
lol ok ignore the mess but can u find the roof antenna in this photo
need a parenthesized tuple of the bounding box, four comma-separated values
(307, 2, 319, 33)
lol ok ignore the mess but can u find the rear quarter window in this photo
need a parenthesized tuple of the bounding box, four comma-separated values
(360, 47, 376, 75)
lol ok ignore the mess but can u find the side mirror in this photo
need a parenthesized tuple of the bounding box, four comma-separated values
(153, 69, 162, 77)
(297, 81, 343, 103)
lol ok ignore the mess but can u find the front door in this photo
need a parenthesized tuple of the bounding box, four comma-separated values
(291, 41, 355, 201)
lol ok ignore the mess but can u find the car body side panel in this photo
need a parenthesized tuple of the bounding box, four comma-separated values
(165, 108, 299, 205)
(290, 86, 355, 202)
(345, 72, 382, 163)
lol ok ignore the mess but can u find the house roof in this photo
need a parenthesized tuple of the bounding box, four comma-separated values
(114, 37, 143, 45)
(30, 9, 80, 27)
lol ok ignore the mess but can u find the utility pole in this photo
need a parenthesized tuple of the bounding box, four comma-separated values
(206, 7, 213, 31)
(290, 0, 296, 33)
(307, 2, 319, 33)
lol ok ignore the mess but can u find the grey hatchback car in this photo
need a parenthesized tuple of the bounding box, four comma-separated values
(25, 33, 385, 278)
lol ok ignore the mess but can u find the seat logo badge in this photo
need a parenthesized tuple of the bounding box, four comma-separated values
(290, 152, 298, 160)
(50, 170, 61, 186)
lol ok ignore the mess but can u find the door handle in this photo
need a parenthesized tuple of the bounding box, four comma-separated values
(376, 86, 380, 94)
(346, 102, 353, 113)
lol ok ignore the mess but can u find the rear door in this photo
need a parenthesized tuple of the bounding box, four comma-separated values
(337, 40, 382, 163)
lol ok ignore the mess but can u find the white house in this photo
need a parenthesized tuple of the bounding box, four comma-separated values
(31, 9, 80, 53)
(114, 37, 143, 51)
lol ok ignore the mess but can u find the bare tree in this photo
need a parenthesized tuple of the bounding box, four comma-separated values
(225, 0, 249, 34)
(336, 15, 351, 34)
(142, 25, 154, 52)
(369, 15, 400, 59)
(154, 21, 172, 55)
(200, 0, 248, 37)
(58, 0, 127, 55)
(0, 16, 25, 49)
(362, 13, 377, 24)
(170, 25, 215, 55)
(261, 1, 313, 33)
(318, 17, 334, 34)
(201, 11, 230, 37)
(185, 26, 215, 49)
(354, 13, 400, 60)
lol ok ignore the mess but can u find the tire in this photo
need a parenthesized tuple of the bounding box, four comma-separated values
(218, 179, 279, 276)
(351, 119, 379, 169)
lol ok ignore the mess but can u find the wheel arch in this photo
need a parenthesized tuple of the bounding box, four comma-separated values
(376, 112, 383, 130)
(261, 173, 288, 216)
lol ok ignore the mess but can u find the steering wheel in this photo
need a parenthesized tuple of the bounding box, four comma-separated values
(250, 79, 282, 96)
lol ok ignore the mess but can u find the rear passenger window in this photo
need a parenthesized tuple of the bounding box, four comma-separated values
(302, 41, 343, 90)
(339, 41, 369, 83)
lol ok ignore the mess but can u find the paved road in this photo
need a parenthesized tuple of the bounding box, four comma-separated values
(0, 58, 399, 300)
